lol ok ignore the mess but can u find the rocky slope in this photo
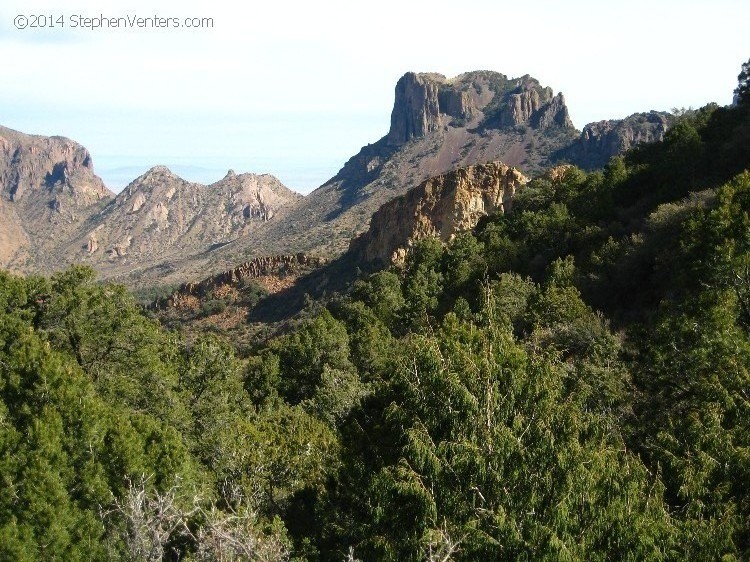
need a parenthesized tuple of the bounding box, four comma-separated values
(0, 125, 113, 270)
(210, 71, 578, 268)
(64, 167, 302, 283)
(0, 71, 672, 287)
(147, 253, 329, 339)
(350, 161, 528, 265)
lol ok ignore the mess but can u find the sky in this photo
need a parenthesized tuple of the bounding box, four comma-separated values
(1, 0, 748, 194)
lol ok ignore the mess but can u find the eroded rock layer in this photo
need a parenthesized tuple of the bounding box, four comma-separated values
(351, 161, 528, 265)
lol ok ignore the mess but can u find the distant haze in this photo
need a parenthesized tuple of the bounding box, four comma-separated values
(1, 0, 748, 194)
(92, 155, 346, 194)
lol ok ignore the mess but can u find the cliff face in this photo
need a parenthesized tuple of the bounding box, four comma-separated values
(386, 72, 572, 146)
(150, 253, 326, 310)
(387, 73, 446, 144)
(227, 70, 577, 271)
(0, 125, 113, 271)
(0, 125, 110, 205)
(568, 111, 672, 169)
(386, 72, 480, 145)
(499, 85, 572, 130)
(351, 161, 528, 265)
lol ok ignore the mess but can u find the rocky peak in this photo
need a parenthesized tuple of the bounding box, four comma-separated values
(502, 89, 571, 129)
(131, 166, 183, 187)
(350, 161, 528, 265)
(0, 125, 111, 205)
(385, 71, 574, 147)
(490, 76, 573, 130)
(0, 124, 113, 272)
(76, 164, 302, 270)
(211, 171, 302, 222)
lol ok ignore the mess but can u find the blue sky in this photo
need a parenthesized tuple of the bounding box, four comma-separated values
(1, 0, 748, 193)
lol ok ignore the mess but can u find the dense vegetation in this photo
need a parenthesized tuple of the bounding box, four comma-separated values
(1, 63, 749, 560)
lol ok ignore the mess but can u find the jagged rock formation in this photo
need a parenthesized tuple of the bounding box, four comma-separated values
(0, 125, 110, 205)
(0, 125, 113, 271)
(386, 72, 484, 144)
(0, 72, 671, 288)
(350, 161, 528, 265)
(59, 166, 301, 283)
(498, 85, 571, 129)
(150, 253, 325, 310)
(565, 111, 673, 169)
(385, 71, 572, 146)
(213, 71, 578, 271)
(387, 73, 445, 144)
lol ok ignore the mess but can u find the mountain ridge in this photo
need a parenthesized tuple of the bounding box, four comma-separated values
(0, 70, 673, 287)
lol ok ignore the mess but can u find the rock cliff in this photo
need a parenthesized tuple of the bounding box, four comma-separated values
(499, 84, 572, 130)
(150, 253, 325, 310)
(386, 72, 481, 145)
(385, 72, 572, 147)
(566, 111, 672, 169)
(351, 161, 528, 265)
(0, 125, 110, 205)
(0, 125, 113, 271)
(226, 70, 577, 272)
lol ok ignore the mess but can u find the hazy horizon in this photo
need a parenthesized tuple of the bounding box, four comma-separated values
(89, 154, 345, 194)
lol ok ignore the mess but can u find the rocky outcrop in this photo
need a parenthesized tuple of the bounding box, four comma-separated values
(387, 72, 444, 145)
(69, 166, 301, 268)
(233, 70, 578, 276)
(150, 253, 326, 310)
(438, 88, 476, 123)
(500, 86, 572, 130)
(569, 111, 672, 169)
(0, 125, 113, 271)
(535, 93, 572, 129)
(385, 72, 571, 147)
(350, 161, 528, 265)
(0, 125, 110, 205)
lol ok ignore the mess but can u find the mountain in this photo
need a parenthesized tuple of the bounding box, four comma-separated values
(208, 71, 670, 272)
(0, 125, 113, 270)
(64, 166, 302, 284)
(0, 71, 672, 287)
(206, 71, 578, 266)
(0, 128, 301, 285)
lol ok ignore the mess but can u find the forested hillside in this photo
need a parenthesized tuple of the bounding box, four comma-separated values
(1, 65, 749, 560)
